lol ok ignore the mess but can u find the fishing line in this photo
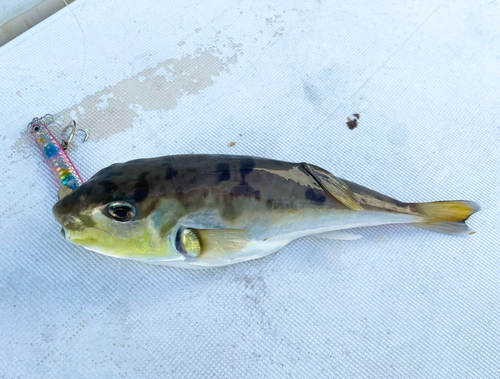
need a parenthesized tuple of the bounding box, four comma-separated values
(62, 0, 87, 110)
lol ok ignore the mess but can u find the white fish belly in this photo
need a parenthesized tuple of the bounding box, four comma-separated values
(216, 209, 421, 266)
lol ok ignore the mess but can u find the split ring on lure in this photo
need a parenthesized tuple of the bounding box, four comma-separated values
(28, 115, 87, 199)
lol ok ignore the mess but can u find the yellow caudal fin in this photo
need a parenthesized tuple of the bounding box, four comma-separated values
(412, 201, 480, 236)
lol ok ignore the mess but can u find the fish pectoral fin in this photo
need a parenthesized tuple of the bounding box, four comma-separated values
(314, 230, 363, 240)
(304, 163, 363, 211)
(189, 228, 252, 254)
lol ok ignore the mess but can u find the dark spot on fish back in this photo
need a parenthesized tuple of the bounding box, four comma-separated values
(99, 180, 118, 194)
(165, 167, 178, 180)
(133, 173, 150, 202)
(239, 158, 255, 185)
(134, 187, 149, 202)
(216, 163, 231, 181)
(305, 188, 326, 203)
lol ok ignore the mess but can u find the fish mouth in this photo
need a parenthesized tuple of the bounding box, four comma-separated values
(63, 225, 109, 242)
(52, 200, 67, 226)
(52, 199, 85, 228)
(61, 226, 117, 255)
(57, 213, 79, 226)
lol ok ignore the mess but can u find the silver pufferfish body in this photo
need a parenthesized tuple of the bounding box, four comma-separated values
(52, 154, 479, 268)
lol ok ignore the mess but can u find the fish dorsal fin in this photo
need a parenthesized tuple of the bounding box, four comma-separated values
(304, 163, 363, 211)
(314, 230, 363, 240)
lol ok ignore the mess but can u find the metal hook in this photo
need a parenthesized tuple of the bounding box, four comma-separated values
(27, 115, 46, 133)
(27, 114, 56, 133)
(61, 120, 89, 150)
(41, 114, 54, 125)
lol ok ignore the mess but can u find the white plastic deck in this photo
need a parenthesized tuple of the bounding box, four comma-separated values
(1, 0, 499, 377)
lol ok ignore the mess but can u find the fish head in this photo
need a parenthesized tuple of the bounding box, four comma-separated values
(52, 162, 184, 262)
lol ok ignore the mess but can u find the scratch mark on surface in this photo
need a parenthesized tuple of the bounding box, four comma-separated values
(313, 0, 448, 133)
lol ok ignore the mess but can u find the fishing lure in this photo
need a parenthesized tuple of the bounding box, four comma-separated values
(28, 114, 88, 198)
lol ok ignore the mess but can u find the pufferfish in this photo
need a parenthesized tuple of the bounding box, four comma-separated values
(52, 155, 479, 268)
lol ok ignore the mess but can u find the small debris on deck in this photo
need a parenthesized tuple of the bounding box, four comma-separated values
(347, 113, 360, 130)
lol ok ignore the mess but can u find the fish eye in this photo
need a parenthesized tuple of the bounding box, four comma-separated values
(33, 126, 40, 132)
(106, 201, 136, 222)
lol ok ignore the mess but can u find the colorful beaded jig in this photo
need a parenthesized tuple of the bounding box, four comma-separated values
(28, 115, 87, 191)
